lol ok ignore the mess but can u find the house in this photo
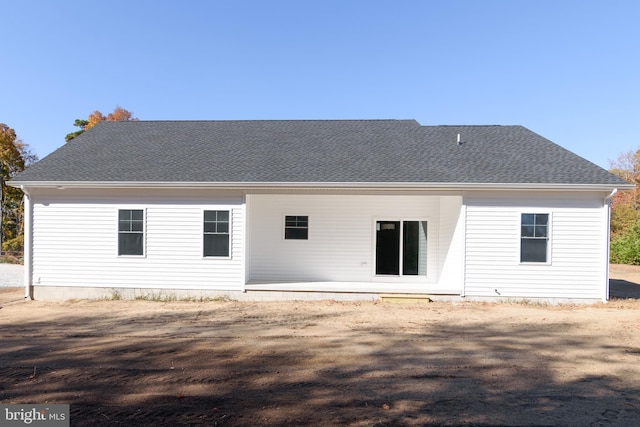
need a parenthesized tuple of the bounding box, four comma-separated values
(10, 120, 632, 302)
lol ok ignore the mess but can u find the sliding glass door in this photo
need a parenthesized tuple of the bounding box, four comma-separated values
(376, 220, 427, 276)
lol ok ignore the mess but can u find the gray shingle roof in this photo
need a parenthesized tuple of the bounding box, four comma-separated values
(11, 119, 628, 186)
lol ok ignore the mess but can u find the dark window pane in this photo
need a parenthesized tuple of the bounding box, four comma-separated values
(217, 211, 229, 221)
(286, 216, 307, 226)
(521, 239, 547, 262)
(131, 210, 143, 221)
(521, 225, 534, 237)
(204, 234, 229, 257)
(285, 227, 308, 240)
(204, 211, 217, 222)
(521, 213, 534, 225)
(285, 216, 297, 226)
(535, 214, 549, 225)
(402, 221, 428, 276)
(535, 225, 547, 238)
(217, 222, 229, 233)
(119, 233, 143, 256)
(403, 221, 420, 275)
(204, 222, 217, 233)
(119, 210, 144, 232)
(376, 221, 400, 275)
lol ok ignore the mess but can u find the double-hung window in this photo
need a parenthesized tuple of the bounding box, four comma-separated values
(204, 210, 230, 257)
(520, 213, 549, 263)
(118, 209, 144, 256)
(285, 215, 308, 240)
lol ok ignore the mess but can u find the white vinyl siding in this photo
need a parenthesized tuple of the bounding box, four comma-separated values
(464, 192, 607, 299)
(28, 187, 609, 300)
(30, 189, 244, 290)
(437, 197, 465, 292)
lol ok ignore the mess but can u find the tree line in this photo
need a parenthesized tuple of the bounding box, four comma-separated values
(609, 149, 640, 264)
(0, 123, 37, 254)
(1, 107, 136, 258)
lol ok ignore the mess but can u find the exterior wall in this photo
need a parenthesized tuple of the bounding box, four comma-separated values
(247, 193, 464, 293)
(28, 188, 245, 291)
(464, 191, 609, 299)
(437, 196, 465, 293)
(24, 187, 610, 301)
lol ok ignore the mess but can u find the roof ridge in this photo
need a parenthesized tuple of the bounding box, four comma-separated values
(430, 124, 515, 127)
(102, 119, 418, 123)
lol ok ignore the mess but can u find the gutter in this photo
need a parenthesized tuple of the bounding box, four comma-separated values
(8, 180, 635, 192)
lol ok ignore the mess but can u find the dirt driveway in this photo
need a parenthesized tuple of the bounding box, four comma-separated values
(1, 271, 640, 426)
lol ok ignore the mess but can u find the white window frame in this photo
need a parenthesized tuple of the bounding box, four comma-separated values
(519, 211, 552, 265)
(203, 209, 232, 259)
(117, 208, 146, 258)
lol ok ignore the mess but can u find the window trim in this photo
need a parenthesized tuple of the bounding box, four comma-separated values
(284, 215, 309, 240)
(203, 209, 232, 259)
(117, 208, 146, 257)
(519, 212, 552, 265)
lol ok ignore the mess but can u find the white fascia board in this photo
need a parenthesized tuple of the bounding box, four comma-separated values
(9, 180, 634, 192)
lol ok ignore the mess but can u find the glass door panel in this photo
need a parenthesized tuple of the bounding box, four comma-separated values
(375, 221, 400, 275)
(403, 221, 427, 275)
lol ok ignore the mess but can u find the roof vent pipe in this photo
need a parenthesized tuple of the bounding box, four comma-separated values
(457, 133, 461, 145)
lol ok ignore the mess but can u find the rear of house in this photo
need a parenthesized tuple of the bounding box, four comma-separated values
(11, 120, 630, 302)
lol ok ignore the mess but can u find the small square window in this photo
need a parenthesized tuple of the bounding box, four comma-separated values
(285, 215, 308, 240)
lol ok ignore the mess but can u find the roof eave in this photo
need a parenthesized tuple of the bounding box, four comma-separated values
(9, 181, 635, 192)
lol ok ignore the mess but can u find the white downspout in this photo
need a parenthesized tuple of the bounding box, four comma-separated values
(603, 188, 617, 303)
(21, 186, 33, 299)
(460, 201, 467, 297)
(241, 193, 248, 292)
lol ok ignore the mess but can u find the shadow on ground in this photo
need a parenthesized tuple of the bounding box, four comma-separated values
(610, 279, 640, 299)
(1, 301, 639, 426)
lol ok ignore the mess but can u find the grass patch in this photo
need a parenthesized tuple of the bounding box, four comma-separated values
(135, 292, 178, 302)
(0, 254, 23, 264)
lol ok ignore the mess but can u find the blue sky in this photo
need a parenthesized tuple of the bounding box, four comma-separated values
(2, 1, 639, 168)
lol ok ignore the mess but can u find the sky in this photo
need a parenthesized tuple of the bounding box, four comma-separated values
(1, 0, 639, 168)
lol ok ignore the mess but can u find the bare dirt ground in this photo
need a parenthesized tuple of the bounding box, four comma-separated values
(1, 268, 640, 426)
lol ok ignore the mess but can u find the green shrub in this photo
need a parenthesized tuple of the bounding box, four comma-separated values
(2, 235, 23, 252)
(611, 220, 640, 265)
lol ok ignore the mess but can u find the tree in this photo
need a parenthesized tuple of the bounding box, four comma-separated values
(609, 149, 640, 238)
(0, 123, 37, 254)
(609, 149, 640, 264)
(65, 106, 137, 141)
